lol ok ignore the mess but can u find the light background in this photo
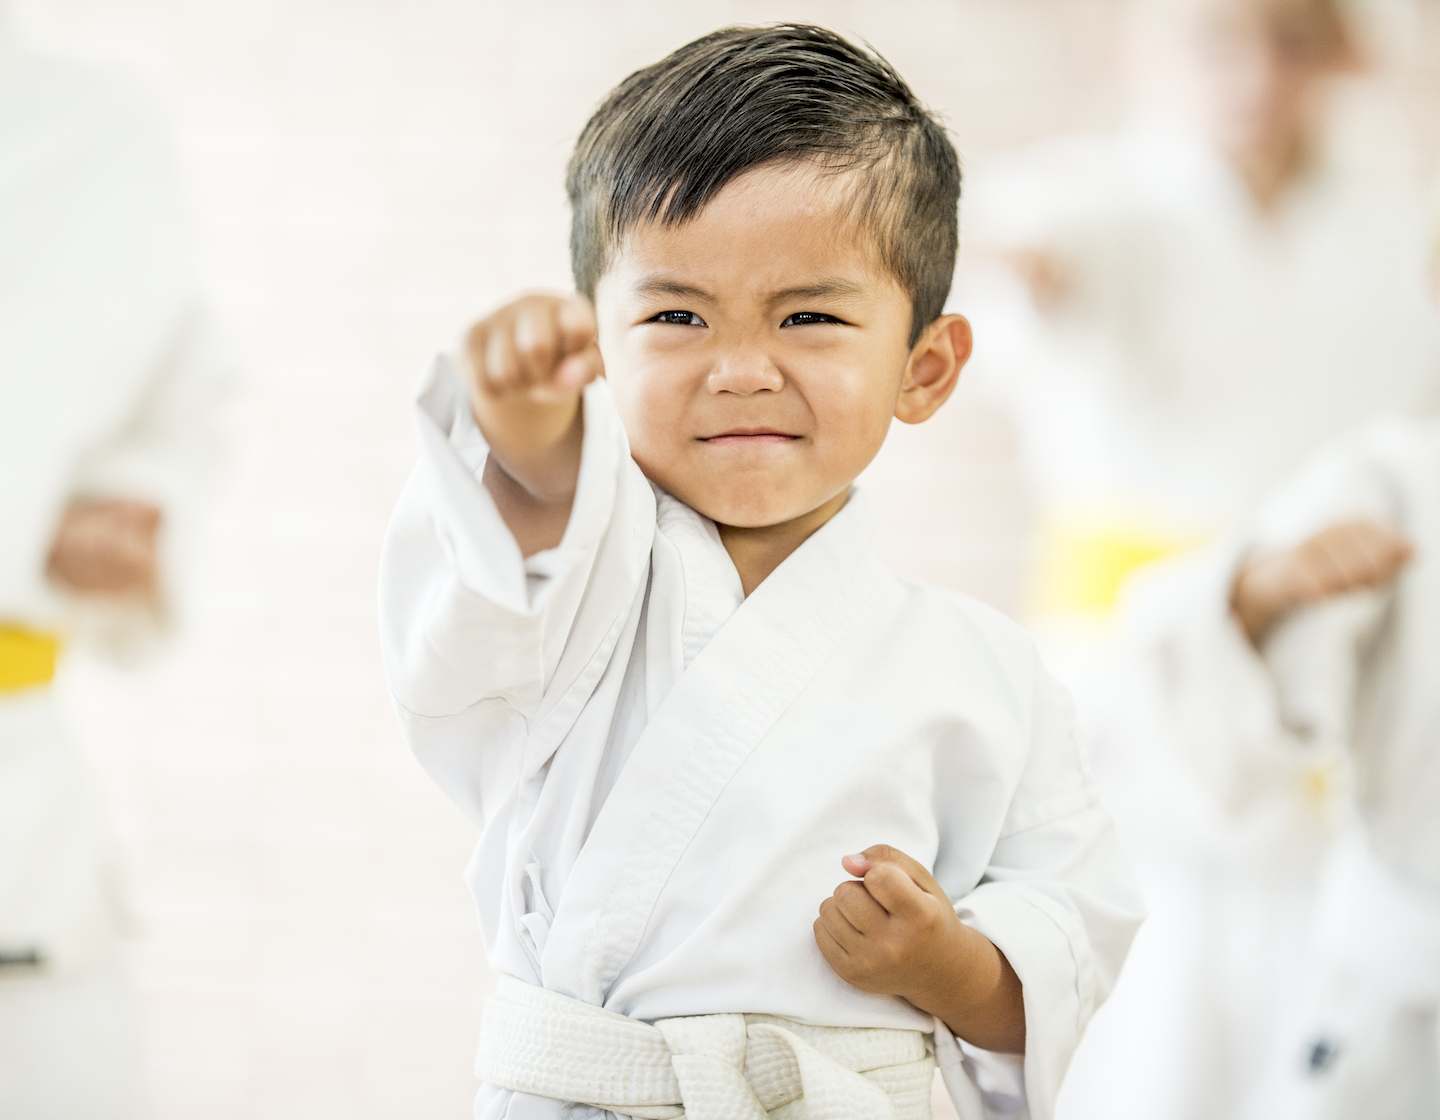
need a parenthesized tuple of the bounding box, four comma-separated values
(11, 1, 1440, 1116)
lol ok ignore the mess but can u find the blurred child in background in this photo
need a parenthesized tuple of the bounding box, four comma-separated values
(1127, 198, 1440, 1120)
(0, 9, 227, 1116)
(967, 0, 1439, 620)
(960, 0, 1440, 1117)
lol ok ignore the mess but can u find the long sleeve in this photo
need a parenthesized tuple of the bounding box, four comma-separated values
(1117, 418, 1408, 822)
(0, 52, 226, 645)
(56, 310, 232, 660)
(377, 356, 655, 827)
(937, 657, 1145, 1120)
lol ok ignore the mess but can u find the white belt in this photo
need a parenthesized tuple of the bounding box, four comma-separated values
(478, 975, 936, 1118)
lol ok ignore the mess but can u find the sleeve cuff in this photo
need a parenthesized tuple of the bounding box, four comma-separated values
(412, 351, 625, 617)
(950, 882, 1093, 1120)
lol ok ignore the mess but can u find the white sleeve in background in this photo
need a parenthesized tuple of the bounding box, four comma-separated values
(1262, 592, 1388, 757)
(377, 356, 654, 827)
(1118, 419, 1406, 818)
(0, 50, 229, 650)
(938, 658, 1145, 1120)
(57, 310, 232, 661)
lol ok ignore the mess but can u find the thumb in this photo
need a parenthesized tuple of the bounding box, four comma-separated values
(556, 294, 599, 355)
(555, 340, 604, 390)
(844, 845, 946, 902)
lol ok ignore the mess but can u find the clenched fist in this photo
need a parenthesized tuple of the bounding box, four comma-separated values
(1231, 519, 1413, 645)
(465, 292, 603, 410)
(47, 498, 162, 596)
(815, 845, 1026, 1054)
(463, 293, 605, 556)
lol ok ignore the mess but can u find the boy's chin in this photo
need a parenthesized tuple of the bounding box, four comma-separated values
(680, 488, 843, 532)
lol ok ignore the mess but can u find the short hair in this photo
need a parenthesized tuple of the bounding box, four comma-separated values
(566, 24, 961, 345)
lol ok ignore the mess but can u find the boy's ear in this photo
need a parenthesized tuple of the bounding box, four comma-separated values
(895, 314, 972, 425)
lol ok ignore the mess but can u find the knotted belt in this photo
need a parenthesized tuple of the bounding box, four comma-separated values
(477, 975, 935, 1118)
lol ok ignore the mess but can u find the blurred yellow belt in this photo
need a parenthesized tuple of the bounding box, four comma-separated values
(0, 626, 61, 693)
(1032, 515, 1208, 615)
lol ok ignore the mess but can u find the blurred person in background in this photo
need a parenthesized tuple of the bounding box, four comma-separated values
(959, 0, 1440, 1117)
(1125, 201, 1440, 1120)
(0, 6, 227, 1117)
(1148, 419, 1440, 1120)
(966, 0, 1440, 625)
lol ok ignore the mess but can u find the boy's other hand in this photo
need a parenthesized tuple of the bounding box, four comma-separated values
(1231, 519, 1412, 646)
(47, 498, 162, 596)
(463, 293, 604, 556)
(814, 844, 1026, 1054)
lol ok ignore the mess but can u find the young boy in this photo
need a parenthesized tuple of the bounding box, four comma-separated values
(379, 26, 1143, 1120)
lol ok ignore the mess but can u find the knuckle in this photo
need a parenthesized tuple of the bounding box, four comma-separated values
(516, 339, 552, 366)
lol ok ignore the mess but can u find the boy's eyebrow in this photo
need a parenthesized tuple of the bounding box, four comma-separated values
(632, 276, 870, 305)
(765, 279, 868, 306)
(633, 276, 716, 302)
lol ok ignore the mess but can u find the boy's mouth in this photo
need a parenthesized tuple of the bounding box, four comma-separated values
(699, 427, 801, 446)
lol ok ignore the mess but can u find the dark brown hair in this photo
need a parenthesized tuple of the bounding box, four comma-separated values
(566, 24, 961, 344)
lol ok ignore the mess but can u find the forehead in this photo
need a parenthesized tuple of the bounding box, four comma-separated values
(599, 161, 896, 300)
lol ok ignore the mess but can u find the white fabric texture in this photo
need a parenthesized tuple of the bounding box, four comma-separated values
(1126, 414, 1440, 891)
(378, 356, 1145, 1120)
(1119, 414, 1440, 1120)
(0, 14, 227, 970)
(964, 113, 1440, 535)
(0, 942, 140, 1120)
(964, 112, 1440, 1120)
(0, 20, 227, 1120)
(1240, 832, 1440, 1120)
(478, 974, 934, 1119)
(0, 22, 229, 653)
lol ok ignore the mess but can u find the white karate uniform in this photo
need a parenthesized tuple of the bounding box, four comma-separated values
(0, 18, 227, 1118)
(965, 115, 1440, 539)
(378, 356, 1145, 1120)
(1123, 415, 1440, 1120)
(960, 115, 1440, 1120)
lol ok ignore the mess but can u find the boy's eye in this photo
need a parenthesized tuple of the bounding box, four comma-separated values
(781, 312, 844, 327)
(649, 310, 707, 327)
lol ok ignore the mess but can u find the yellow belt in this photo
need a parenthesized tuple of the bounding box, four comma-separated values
(1031, 514, 1207, 616)
(0, 626, 62, 693)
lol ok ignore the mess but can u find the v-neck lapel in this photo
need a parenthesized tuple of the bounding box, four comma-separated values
(545, 491, 884, 1004)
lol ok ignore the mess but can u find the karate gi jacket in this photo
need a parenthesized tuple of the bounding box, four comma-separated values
(964, 116, 1440, 539)
(379, 356, 1145, 1120)
(1125, 414, 1440, 893)
(0, 25, 228, 974)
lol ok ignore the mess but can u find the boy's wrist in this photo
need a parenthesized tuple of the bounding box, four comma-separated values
(905, 921, 1026, 1055)
(473, 392, 585, 508)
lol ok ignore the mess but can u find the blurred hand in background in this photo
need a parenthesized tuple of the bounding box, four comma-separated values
(47, 500, 162, 597)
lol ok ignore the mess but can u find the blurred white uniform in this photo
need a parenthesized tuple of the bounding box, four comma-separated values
(0, 16, 225, 1119)
(963, 116, 1440, 1120)
(1128, 414, 1440, 1119)
(379, 360, 1145, 1120)
(968, 117, 1440, 540)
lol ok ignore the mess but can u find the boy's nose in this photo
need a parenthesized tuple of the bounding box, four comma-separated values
(706, 349, 784, 395)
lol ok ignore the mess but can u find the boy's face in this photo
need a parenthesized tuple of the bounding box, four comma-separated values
(1179, 0, 1350, 162)
(593, 162, 937, 529)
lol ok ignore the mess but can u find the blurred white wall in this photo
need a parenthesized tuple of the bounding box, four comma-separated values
(8, 1, 1439, 1117)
